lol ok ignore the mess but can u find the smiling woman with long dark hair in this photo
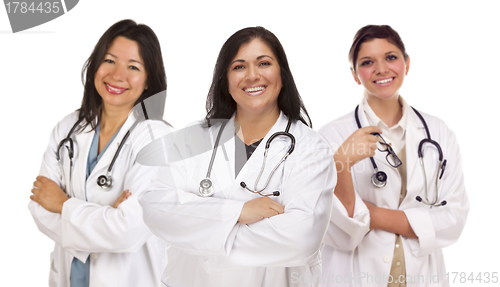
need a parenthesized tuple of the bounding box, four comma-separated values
(28, 19, 171, 287)
(139, 26, 335, 287)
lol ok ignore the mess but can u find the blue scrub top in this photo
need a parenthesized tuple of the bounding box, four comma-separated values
(70, 124, 121, 287)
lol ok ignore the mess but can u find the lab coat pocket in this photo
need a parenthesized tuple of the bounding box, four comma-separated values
(48, 251, 58, 286)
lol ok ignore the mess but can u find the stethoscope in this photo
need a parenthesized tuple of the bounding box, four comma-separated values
(199, 119, 295, 197)
(57, 102, 150, 194)
(355, 105, 447, 207)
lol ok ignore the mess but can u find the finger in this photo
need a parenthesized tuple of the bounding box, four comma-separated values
(263, 208, 279, 218)
(361, 126, 382, 135)
(36, 175, 49, 183)
(33, 180, 42, 189)
(270, 200, 285, 213)
(31, 188, 40, 196)
(367, 134, 379, 143)
(274, 204, 284, 214)
(368, 149, 376, 157)
(115, 195, 127, 204)
(30, 195, 37, 202)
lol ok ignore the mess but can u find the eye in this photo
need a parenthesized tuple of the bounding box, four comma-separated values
(387, 55, 397, 61)
(233, 65, 244, 70)
(259, 61, 271, 67)
(129, 65, 140, 71)
(104, 59, 115, 64)
(360, 60, 372, 66)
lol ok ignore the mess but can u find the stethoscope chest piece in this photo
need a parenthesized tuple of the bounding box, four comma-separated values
(371, 170, 387, 188)
(97, 175, 113, 190)
(199, 178, 215, 197)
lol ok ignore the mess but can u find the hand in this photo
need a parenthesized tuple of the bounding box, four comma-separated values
(31, 176, 69, 214)
(238, 197, 285, 225)
(334, 126, 381, 171)
(112, 190, 131, 208)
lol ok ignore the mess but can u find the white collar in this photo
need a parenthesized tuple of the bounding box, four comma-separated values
(362, 95, 409, 136)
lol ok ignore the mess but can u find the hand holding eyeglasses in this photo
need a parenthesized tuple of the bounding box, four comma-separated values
(335, 126, 382, 171)
(370, 132, 402, 168)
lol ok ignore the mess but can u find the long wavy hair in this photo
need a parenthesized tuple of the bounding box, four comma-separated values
(79, 19, 167, 131)
(205, 26, 312, 128)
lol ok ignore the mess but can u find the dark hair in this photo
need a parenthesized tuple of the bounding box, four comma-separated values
(205, 26, 312, 128)
(79, 19, 167, 131)
(349, 25, 409, 73)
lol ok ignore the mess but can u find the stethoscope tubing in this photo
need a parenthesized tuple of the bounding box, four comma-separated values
(354, 104, 447, 207)
(200, 118, 295, 197)
(57, 105, 146, 192)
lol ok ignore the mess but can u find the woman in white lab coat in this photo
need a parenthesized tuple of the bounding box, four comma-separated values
(29, 19, 171, 287)
(139, 26, 336, 287)
(318, 25, 469, 287)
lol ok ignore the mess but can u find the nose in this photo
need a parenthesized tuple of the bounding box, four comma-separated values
(246, 65, 260, 81)
(375, 61, 389, 75)
(111, 64, 126, 81)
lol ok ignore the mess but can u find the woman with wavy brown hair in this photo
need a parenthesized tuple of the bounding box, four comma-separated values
(29, 19, 171, 287)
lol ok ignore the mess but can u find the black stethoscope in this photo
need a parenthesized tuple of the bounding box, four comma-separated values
(199, 119, 295, 197)
(57, 102, 149, 194)
(355, 105, 447, 207)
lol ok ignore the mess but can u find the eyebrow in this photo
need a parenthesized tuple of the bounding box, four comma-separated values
(359, 51, 399, 61)
(106, 53, 143, 65)
(230, 54, 274, 65)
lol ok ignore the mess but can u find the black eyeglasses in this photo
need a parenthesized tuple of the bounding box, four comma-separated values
(372, 133, 402, 168)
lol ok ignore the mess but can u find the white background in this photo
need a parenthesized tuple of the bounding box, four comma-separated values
(1, 0, 498, 285)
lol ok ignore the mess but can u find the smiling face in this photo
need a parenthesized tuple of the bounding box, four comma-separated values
(227, 38, 282, 118)
(94, 36, 147, 113)
(353, 38, 410, 101)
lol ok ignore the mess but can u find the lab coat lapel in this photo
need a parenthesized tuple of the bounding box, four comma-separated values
(209, 117, 235, 199)
(234, 112, 290, 192)
(72, 122, 94, 200)
(405, 108, 427, 200)
(80, 112, 137, 199)
(91, 112, 137, 173)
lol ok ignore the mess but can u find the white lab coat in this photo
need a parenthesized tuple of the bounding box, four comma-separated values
(318, 99, 469, 287)
(139, 112, 336, 287)
(28, 111, 172, 287)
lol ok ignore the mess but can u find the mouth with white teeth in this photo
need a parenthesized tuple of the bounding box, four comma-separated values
(244, 85, 267, 93)
(374, 77, 395, 84)
(106, 83, 127, 95)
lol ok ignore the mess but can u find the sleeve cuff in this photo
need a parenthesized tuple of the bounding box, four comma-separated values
(330, 193, 370, 237)
(61, 197, 87, 221)
(403, 207, 436, 257)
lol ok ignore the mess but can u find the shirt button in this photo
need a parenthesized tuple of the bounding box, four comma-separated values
(396, 262, 401, 267)
(395, 244, 400, 248)
(383, 256, 390, 263)
(91, 253, 98, 260)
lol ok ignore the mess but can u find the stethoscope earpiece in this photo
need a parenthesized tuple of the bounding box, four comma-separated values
(371, 170, 387, 188)
(97, 175, 113, 190)
(416, 196, 447, 207)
